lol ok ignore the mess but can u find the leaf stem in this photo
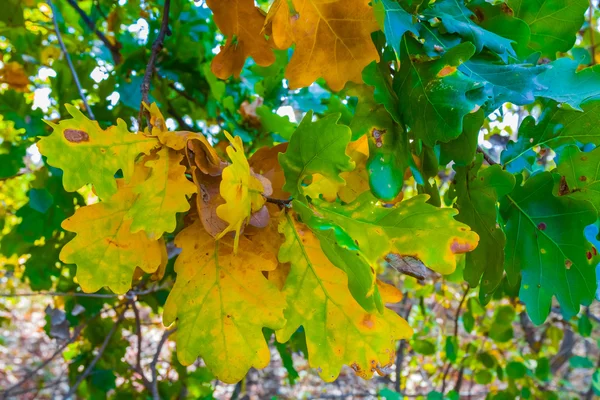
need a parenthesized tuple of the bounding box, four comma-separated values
(48, 0, 95, 120)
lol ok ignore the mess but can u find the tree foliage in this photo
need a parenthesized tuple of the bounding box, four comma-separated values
(1, 0, 600, 398)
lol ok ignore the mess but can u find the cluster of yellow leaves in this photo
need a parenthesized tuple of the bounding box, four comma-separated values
(37, 103, 415, 383)
(208, 0, 380, 91)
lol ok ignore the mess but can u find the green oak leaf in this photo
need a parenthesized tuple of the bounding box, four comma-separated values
(363, 61, 402, 124)
(501, 172, 597, 324)
(279, 111, 355, 199)
(37, 105, 158, 200)
(508, 0, 588, 58)
(423, 0, 516, 61)
(467, 0, 531, 58)
(348, 84, 421, 199)
(309, 191, 480, 275)
(439, 109, 485, 166)
(453, 155, 515, 298)
(294, 200, 383, 313)
(393, 38, 485, 146)
(373, 0, 419, 58)
(459, 58, 548, 109)
(0, 142, 26, 179)
(502, 99, 600, 173)
(556, 145, 600, 211)
(535, 58, 600, 110)
(255, 105, 297, 140)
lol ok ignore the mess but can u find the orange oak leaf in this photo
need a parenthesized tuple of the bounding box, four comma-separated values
(282, 0, 380, 91)
(207, 0, 275, 79)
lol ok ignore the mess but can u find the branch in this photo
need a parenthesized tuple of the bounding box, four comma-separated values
(64, 0, 122, 64)
(151, 328, 176, 400)
(48, 0, 95, 120)
(441, 285, 470, 394)
(0, 291, 119, 298)
(395, 297, 413, 393)
(130, 301, 151, 390)
(265, 197, 292, 207)
(139, 0, 172, 128)
(477, 146, 498, 166)
(65, 304, 129, 398)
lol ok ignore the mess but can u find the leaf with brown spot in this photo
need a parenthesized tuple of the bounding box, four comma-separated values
(501, 172, 597, 324)
(59, 165, 164, 294)
(163, 220, 286, 383)
(305, 191, 479, 275)
(276, 212, 412, 382)
(38, 105, 158, 200)
(279, 0, 380, 91)
(207, 0, 275, 79)
(557, 145, 600, 211)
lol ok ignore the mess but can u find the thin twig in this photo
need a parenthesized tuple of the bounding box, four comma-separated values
(48, 0, 95, 120)
(64, 0, 121, 64)
(139, 0, 172, 128)
(151, 328, 176, 400)
(441, 285, 470, 394)
(477, 146, 498, 166)
(0, 291, 119, 298)
(130, 301, 151, 389)
(395, 296, 413, 393)
(65, 304, 129, 398)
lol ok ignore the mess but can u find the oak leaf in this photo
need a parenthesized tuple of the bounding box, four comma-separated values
(60, 167, 163, 294)
(216, 132, 270, 252)
(126, 148, 197, 238)
(207, 0, 275, 79)
(263, 0, 294, 50)
(276, 213, 412, 382)
(310, 192, 480, 275)
(163, 220, 286, 383)
(38, 105, 157, 200)
(282, 0, 380, 91)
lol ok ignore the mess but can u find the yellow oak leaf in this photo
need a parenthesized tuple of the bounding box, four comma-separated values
(144, 102, 224, 175)
(38, 105, 158, 200)
(215, 132, 268, 252)
(126, 148, 197, 238)
(60, 166, 163, 294)
(303, 136, 369, 202)
(338, 135, 370, 203)
(282, 0, 380, 91)
(207, 0, 275, 79)
(163, 220, 286, 383)
(276, 213, 412, 381)
(263, 0, 294, 50)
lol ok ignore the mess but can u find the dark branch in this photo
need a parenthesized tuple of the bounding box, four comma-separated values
(139, 0, 172, 128)
(265, 197, 292, 207)
(48, 0, 95, 120)
(64, 0, 122, 64)
(477, 146, 498, 166)
(151, 328, 176, 400)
